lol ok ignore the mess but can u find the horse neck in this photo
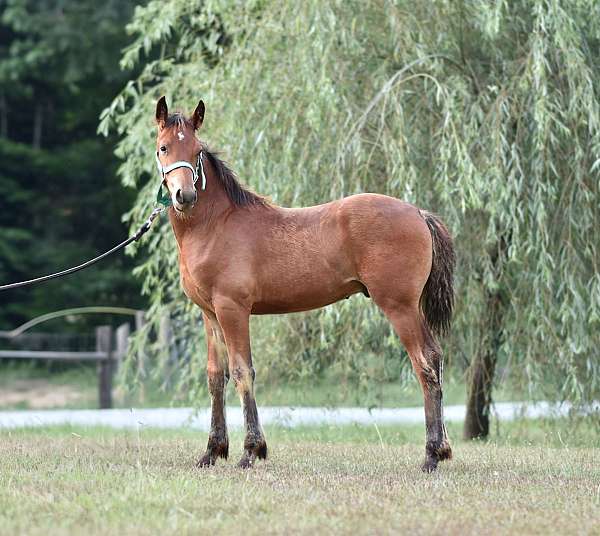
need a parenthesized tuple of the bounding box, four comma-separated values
(168, 157, 232, 242)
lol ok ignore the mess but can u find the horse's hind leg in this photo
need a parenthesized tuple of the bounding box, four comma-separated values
(197, 311, 229, 467)
(378, 302, 452, 472)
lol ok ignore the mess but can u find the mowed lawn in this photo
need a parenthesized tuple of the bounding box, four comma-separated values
(0, 420, 598, 535)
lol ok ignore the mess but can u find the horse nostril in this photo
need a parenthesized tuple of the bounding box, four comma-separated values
(181, 189, 197, 204)
(175, 188, 196, 206)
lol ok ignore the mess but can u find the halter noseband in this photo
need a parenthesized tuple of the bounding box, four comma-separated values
(155, 151, 207, 207)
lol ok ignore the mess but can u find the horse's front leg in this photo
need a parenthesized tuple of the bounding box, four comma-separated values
(214, 298, 267, 468)
(196, 311, 229, 467)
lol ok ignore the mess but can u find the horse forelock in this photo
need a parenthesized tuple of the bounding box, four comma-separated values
(164, 112, 191, 131)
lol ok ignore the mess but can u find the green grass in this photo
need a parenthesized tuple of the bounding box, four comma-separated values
(0, 418, 598, 535)
(252, 374, 521, 408)
(0, 361, 523, 410)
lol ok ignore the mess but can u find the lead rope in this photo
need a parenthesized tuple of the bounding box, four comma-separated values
(2, 150, 206, 291)
(0, 206, 165, 291)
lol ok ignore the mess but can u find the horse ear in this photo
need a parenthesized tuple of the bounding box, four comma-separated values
(192, 100, 205, 130)
(156, 96, 168, 129)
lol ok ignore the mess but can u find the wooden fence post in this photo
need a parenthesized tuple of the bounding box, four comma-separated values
(159, 312, 171, 354)
(159, 311, 173, 388)
(135, 311, 146, 403)
(115, 322, 130, 366)
(96, 325, 114, 409)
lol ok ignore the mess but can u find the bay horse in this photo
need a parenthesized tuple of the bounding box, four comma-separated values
(153, 96, 455, 472)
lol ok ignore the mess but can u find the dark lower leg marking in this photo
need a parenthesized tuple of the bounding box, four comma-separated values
(420, 384, 452, 472)
(238, 391, 267, 468)
(382, 307, 452, 473)
(197, 428, 229, 467)
(197, 373, 229, 467)
(419, 337, 452, 473)
(233, 366, 267, 468)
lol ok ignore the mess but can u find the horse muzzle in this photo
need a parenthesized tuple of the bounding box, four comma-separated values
(173, 187, 197, 211)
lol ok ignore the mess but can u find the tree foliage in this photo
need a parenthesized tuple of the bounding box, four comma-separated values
(0, 0, 145, 328)
(105, 0, 600, 406)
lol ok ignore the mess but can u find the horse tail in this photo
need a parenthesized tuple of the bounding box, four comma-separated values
(420, 211, 455, 338)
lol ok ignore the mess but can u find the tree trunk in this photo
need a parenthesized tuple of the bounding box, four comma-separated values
(464, 345, 497, 439)
(464, 290, 504, 440)
(0, 92, 7, 139)
(32, 102, 43, 149)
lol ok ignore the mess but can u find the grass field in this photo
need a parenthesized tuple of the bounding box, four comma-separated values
(0, 361, 522, 410)
(1, 419, 598, 535)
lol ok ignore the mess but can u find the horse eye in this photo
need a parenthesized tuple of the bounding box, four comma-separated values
(160, 145, 167, 153)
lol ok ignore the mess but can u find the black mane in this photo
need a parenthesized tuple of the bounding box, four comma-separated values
(204, 149, 268, 207)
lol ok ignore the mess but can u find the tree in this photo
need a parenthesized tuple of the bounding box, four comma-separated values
(104, 0, 600, 420)
(0, 0, 146, 329)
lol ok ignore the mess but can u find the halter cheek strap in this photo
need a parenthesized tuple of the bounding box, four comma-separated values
(155, 151, 207, 207)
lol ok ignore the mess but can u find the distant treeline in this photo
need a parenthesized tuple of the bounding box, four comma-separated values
(0, 0, 147, 328)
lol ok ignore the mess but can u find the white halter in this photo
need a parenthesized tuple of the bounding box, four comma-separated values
(155, 151, 207, 191)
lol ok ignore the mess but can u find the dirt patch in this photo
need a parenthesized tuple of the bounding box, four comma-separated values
(0, 379, 87, 409)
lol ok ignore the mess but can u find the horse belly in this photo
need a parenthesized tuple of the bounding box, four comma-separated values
(250, 258, 365, 314)
(251, 280, 364, 314)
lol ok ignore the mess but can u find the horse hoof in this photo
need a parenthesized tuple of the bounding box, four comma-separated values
(237, 453, 255, 469)
(423, 439, 452, 472)
(237, 442, 267, 468)
(196, 438, 229, 468)
(421, 458, 438, 473)
(196, 453, 215, 468)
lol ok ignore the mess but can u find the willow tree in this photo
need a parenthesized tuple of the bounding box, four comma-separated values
(102, 0, 600, 436)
